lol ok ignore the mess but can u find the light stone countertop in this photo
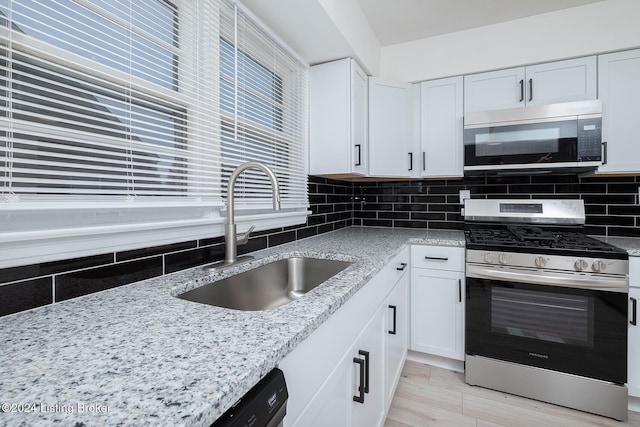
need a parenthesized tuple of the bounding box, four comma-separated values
(594, 235, 640, 257)
(0, 226, 464, 427)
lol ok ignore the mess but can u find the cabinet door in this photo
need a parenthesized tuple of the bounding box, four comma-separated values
(384, 270, 409, 407)
(630, 287, 640, 398)
(290, 348, 352, 427)
(525, 56, 596, 106)
(597, 49, 640, 174)
(309, 58, 368, 175)
(352, 305, 386, 427)
(352, 61, 369, 175)
(368, 77, 413, 177)
(464, 67, 525, 113)
(410, 269, 465, 360)
(419, 76, 463, 177)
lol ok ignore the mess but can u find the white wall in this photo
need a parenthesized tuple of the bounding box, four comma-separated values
(380, 0, 640, 82)
(317, 0, 381, 75)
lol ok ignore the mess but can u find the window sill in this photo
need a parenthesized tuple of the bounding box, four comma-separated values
(0, 210, 310, 269)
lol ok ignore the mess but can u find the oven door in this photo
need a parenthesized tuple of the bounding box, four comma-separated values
(466, 274, 627, 384)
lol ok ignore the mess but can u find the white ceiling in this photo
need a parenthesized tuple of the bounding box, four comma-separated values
(356, 0, 605, 46)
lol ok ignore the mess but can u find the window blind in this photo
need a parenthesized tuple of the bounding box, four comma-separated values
(0, 0, 222, 208)
(220, 0, 308, 211)
(0, 0, 309, 266)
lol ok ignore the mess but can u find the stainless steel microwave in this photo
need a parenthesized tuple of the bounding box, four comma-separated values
(463, 100, 602, 174)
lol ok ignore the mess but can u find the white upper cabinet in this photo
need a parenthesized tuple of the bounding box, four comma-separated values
(309, 58, 368, 176)
(464, 67, 525, 113)
(597, 49, 640, 174)
(368, 77, 413, 177)
(629, 257, 640, 399)
(418, 76, 464, 178)
(464, 56, 597, 113)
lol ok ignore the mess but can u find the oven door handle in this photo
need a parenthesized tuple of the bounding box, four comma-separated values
(466, 264, 628, 292)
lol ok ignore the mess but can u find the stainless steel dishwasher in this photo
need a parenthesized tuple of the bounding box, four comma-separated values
(212, 368, 288, 427)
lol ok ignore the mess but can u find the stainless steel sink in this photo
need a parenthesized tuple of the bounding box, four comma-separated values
(177, 257, 352, 311)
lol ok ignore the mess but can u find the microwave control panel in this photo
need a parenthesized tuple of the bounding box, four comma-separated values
(577, 117, 602, 162)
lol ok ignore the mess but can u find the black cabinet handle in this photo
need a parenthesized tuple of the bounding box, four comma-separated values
(408, 152, 413, 171)
(519, 79, 524, 102)
(528, 79, 533, 101)
(353, 357, 365, 403)
(601, 141, 608, 165)
(422, 151, 426, 171)
(632, 297, 637, 326)
(355, 144, 362, 166)
(458, 279, 462, 303)
(358, 350, 370, 394)
(388, 305, 397, 335)
(396, 262, 407, 271)
(425, 256, 448, 261)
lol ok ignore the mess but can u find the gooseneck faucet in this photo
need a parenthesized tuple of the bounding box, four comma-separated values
(224, 162, 281, 265)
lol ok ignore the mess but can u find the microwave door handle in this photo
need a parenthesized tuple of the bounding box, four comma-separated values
(601, 141, 608, 165)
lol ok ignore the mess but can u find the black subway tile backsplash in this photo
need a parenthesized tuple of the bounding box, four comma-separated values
(117, 241, 197, 262)
(2, 174, 639, 317)
(0, 278, 53, 317)
(55, 257, 164, 302)
(0, 253, 114, 285)
(165, 244, 225, 274)
(269, 230, 296, 247)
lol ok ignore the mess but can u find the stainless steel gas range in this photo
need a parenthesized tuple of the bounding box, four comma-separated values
(463, 198, 629, 421)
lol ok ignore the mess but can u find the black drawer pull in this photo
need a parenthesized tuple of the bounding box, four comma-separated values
(396, 262, 407, 271)
(389, 305, 397, 335)
(632, 297, 637, 326)
(353, 357, 365, 403)
(425, 256, 448, 261)
(358, 350, 370, 394)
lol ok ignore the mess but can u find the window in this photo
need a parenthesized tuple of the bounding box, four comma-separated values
(0, 0, 308, 268)
(219, 0, 308, 212)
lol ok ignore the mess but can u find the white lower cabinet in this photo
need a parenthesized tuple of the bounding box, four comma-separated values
(629, 257, 640, 398)
(410, 245, 465, 361)
(279, 247, 410, 426)
(351, 305, 386, 427)
(384, 269, 409, 405)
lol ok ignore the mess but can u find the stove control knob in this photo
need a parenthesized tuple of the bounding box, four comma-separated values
(592, 260, 607, 273)
(498, 253, 509, 265)
(484, 253, 494, 263)
(574, 259, 589, 271)
(534, 256, 547, 268)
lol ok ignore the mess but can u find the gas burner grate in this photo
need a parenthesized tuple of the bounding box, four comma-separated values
(465, 225, 625, 255)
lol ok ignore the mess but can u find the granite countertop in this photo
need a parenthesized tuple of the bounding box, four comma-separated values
(594, 235, 640, 257)
(0, 227, 464, 427)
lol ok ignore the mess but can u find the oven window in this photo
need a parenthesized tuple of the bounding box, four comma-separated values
(491, 287, 594, 347)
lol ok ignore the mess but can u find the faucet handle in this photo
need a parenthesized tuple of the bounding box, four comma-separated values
(237, 225, 256, 245)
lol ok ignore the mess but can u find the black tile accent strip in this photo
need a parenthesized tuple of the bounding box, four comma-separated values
(117, 240, 197, 262)
(55, 257, 164, 302)
(0, 278, 52, 317)
(0, 254, 114, 285)
(164, 244, 225, 274)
